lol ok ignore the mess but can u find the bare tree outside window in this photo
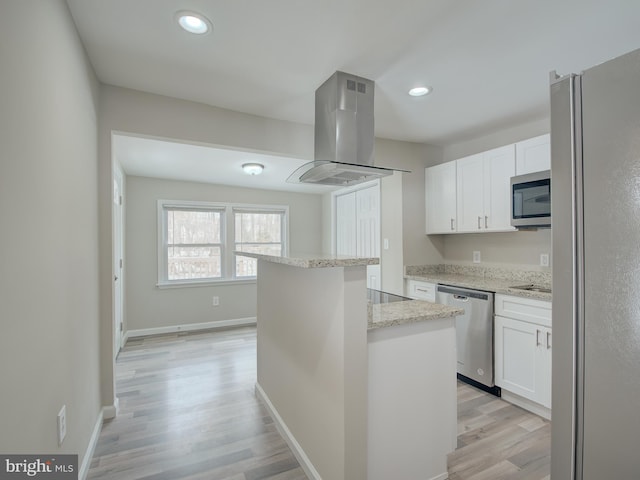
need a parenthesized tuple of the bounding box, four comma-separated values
(234, 211, 283, 277)
(167, 209, 223, 280)
(158, 201, 287, 285)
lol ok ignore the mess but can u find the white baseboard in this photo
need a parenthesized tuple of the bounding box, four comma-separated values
(255, 383, 321, 480)
(102, 398, 118, 420)
(501, 390, 551, 420)
(79, 409, 104, 480)
(125, 317, 257, 341)
(428, 472, 449, 480)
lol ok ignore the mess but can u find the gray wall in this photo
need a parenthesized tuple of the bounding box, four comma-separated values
(98, 85, 316, 409)
(376, 138, 445, 294)
(443, 230, 551, 267)
(0, 0, 101, 466)
(437, 117, 552, 268)
(125, 176, 323, 331)
(442, 117, 549, 162)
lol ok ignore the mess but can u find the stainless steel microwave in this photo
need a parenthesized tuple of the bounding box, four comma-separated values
(510, 170, 551, 228)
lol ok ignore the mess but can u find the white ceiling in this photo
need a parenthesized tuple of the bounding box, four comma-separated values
(112, 134, 334, 194)
(67, 0, 640, 190)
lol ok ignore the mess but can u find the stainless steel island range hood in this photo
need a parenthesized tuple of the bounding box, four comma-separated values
(288, 71, 408, 186)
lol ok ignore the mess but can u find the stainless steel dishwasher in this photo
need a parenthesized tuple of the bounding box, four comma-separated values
(436, 285, 498, 394)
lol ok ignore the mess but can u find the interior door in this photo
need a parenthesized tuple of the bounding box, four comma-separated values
(336, 192, 357, 256)
(335, 183, 380, 290)
(356, 185, 380, 290)
(113, 167, 124, 357)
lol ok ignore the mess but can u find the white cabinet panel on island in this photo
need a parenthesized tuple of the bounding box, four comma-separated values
(495, 294, 552, 419)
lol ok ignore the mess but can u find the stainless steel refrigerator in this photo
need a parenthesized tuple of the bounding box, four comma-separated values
(551, 48, 640, 479)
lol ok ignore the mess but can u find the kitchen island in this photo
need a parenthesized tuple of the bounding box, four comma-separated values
(238, 252, 462, 480)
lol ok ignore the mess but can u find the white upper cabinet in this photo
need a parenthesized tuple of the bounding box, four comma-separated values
(456, 153, 485, 232)
(425, 134, 545, 235)
(457, 145, 515, 233)
(425, 162, 457, 234)
(515, 134, 550, 175)
(483, 145, 517, 231)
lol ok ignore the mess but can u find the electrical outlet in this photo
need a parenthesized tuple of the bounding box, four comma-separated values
(383, 238, 389, 250)
(540, 253, 550, 267)
(473, 251, 481, 264)
(57, 405, 66, 445)
(212, 296, 220, 306)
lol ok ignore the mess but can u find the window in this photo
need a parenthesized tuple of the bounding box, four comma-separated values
(158, 200, 287, 286)
(166, 208, 223, 280)
(234, 210, 284, 277)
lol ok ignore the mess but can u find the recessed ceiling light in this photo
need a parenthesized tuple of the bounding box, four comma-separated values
(242, 163, 264, 175)
(408, 86, 432, 97)
(176, 11, 212, 35)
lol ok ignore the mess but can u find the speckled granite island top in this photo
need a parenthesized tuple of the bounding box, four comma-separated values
(368, 301, 463, 330)
(235, 251, 379, 268)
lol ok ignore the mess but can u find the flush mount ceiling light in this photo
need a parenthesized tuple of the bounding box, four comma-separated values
(176, 10, 212, 35)
(242, 163, 264, 175)
(408, 86, 432, 97)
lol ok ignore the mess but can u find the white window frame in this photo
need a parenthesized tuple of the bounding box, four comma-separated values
(233, 207, 288, 278)
(157, 200, 289, 288)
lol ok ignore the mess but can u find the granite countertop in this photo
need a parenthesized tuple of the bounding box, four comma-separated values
(368, 300, 463, 330)
(234, 251, 379, 269)
(405, 265, 552, 302)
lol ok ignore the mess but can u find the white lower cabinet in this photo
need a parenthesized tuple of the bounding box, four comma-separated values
(406, 280, 436, 302)
(495, 294, 552, 417)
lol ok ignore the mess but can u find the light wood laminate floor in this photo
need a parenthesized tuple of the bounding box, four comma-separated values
(88, 326, 550, 480)
(448, 382, 551, 480)
(88, 326, 307, 480)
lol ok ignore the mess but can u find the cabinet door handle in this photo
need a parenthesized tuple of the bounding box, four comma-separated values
(485, 215, 488, 228)
(546, 331, 552, 349)
(477, 216, 482, 229)
(536, 329, 542, 346)
(450, 218, 455, 231)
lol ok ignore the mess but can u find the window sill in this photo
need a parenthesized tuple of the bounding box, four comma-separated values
(156, 278, 257, 289)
